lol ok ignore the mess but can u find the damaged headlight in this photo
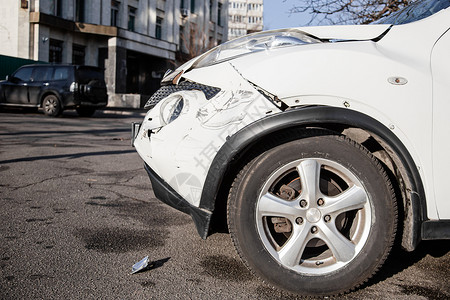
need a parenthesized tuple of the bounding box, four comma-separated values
(194, 29, 322, 68)
(160, 95, 184, 125)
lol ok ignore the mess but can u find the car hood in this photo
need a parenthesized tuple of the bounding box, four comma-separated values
(295, 24, 392, 41)
(161, 24, 393, 84)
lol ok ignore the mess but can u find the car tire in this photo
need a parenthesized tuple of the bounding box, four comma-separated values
(227, 133, 397, 296)
(42, 95, 62, 117)
(76, 107, 96, 117)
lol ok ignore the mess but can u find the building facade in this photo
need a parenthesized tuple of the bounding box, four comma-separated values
(0, 0, 228, 107)
(228, 0, 262, 40)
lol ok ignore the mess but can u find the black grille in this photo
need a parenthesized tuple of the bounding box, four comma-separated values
(144, 81, 221, 109)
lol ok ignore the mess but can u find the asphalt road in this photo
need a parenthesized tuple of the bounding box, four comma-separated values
(1, 108, 449, 299)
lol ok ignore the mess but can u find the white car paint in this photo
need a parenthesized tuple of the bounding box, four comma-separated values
(135, 7, 450, 220)
(431, 28, 450, 218)
(134, 63, 280, 206)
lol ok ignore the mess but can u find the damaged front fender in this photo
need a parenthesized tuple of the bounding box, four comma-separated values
(134, 63, 281, 209)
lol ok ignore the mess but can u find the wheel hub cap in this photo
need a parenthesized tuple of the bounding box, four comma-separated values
(306, 208, 321, 223)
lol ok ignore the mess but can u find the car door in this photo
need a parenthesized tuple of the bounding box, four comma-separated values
(28, 66, 53, 105)
(431, 28, 450, 219)
(3, 66, 33, 104)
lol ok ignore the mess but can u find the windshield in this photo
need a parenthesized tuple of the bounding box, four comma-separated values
(375, 0, 450, 25)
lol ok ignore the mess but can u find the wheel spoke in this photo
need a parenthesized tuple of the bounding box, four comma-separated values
(278, 224, 312, 267)
(319, 224, 356, 263)
(296, 159, 321, 201)
(322, 185, 367, 216)
(258, 193, 300, 219)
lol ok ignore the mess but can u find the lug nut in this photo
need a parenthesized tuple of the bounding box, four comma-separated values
(317, 198, 325, 206)
(300, 199, 308, 208)
(324, 215, 331, 223)
(311, 226, 318, 234)
(295, 217, 304, 225)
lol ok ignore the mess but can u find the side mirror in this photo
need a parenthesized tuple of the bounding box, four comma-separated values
(6, 75, 9, 81)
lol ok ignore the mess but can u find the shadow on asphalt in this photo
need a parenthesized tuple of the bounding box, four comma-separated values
(0, 128, 131, 137)
(0, 150, 136, 164)
(145, 257, 171, 272)
(0, 106, 146, 119)
(365, 239, 450, 287)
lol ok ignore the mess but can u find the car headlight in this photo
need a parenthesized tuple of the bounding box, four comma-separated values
(160, 95, 184, 125)
(194, 29, 321, 68)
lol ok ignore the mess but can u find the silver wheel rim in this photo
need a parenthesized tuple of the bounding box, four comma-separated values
(256, 158, 372, 275)
(44, 97, 58, 115)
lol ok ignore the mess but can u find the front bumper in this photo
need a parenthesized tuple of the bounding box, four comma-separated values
(143, 163, 212, 239)
(133, 62, 281, 237)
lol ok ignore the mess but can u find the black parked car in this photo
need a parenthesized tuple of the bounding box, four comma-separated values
(0, 64, 107, 117)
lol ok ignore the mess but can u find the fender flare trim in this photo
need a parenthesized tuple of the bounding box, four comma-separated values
(200, 106, 425, 250)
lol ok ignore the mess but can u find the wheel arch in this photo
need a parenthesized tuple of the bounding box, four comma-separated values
(39, 91, 62, 108)
(201, 106, 425, 251)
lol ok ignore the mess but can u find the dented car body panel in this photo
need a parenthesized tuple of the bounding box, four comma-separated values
(134, 63, 281, 208)
(134, 3, 450, 251)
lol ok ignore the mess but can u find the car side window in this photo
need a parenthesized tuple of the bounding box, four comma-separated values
(53, 67, 70, 80)
(13, 67, 33, 82)
(31, 67, 52, 82)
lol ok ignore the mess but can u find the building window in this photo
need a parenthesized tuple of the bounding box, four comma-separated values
(49, 39, 63, 63)
(128, 7, 136, 31)
(155, 17, 163, 39)
(72, 44, 85, 65)
(179, 25, 185, 51)
(111, 0, 119, 26)
(217, 2, 222, 26)
(190, 0, 195, 13)
(57, 0, 62, 16)
(75, 0, 85, 22)
(209, 0, 213, 21)
(51, 0, 63, 17)
(209, 36, 214, 48)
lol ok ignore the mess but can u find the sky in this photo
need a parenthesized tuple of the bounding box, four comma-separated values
(263, 0, 311, 30)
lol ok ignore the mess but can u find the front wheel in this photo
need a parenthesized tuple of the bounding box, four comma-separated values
(227, 133, 397, 296)
(42, 95, 62, 117)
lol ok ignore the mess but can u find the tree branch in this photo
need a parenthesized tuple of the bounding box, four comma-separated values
(288, 0, 412, 25)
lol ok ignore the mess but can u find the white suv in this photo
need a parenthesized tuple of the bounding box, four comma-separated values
(133, 0, 450, 296)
